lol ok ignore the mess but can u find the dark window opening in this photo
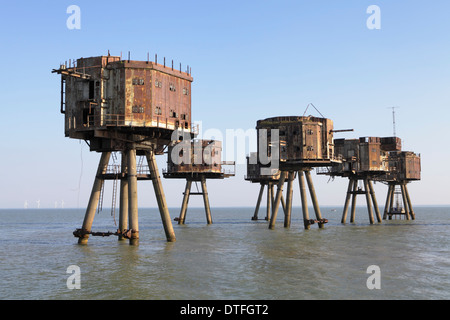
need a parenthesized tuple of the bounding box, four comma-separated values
(82, 108, 92, 125)
(89, 81, 95, 99)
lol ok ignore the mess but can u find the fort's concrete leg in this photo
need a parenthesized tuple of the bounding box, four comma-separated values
(364, 178, 375, 224)
(146, 150, 176, 242)
(201, 177, 212, 224)
(118, 151, 128, 241)
(252, 184, 265, 220)
(268, 172, 287, 229)
(305, 170, 324, 228)
(179, 180, 192, 224)
(388, 185, 395, 220)
(404, 184, 415, 220)
(350, 180, 358, 223)
(383, 184, 393, 220)
(368, 180, 382, 223)
(127, 148, 139, 245)
(266, 183, 271, 221)
(78, 151, 111, 245)
(298, 171, 310, 230)
(341, 179, 355, 224)
(284, 171, 295, 228)
(400, 184, 411, 220)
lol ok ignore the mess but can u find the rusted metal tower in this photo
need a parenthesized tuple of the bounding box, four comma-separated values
(255, 115, 347, 230)
(52, 53, 195, 245)
(380, 151, 421, 220)
(163, 139, 235, 224)
(318, 136, 400, 224)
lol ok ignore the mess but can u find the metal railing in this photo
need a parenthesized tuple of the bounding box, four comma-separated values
(105, 164, 150, 175)
(163, 162, 236, 176)
(85, 113, 199, 135)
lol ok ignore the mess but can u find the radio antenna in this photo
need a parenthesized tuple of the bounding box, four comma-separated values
(388, 106, 399, 137)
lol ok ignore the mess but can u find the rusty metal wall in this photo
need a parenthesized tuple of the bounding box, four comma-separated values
(332, 137, 389, 175)
(256, 116, 335, 165)
(58, 56, 193, 144)
(386, 151, 421, 181)
(380, 137, 402, 151)
(245, 152, 281, 182)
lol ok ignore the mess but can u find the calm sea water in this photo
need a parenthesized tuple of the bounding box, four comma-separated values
(0, 206, 448, 300)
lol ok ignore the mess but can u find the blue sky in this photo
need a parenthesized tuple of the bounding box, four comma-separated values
(0, 0, 449, 209)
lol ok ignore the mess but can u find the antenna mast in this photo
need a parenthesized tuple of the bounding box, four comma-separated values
(388, 107, 399, 137)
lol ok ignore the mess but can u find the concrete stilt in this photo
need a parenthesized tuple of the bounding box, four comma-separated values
(252, 184, 265, 220)
(284, 171, 295, 228)
(388, 184, 395, 220)
(270, 183, 276, 215)
(363, 178, 375, 224)
(201, 176, 213, 224)
(266, 183, 271, 221)
(304, 170, 324, 228)
(118, 151, 129, 240)
(383, 184, 393, 220)
(280, 193, 286, 215)
(298, 170, 310, 230)
(350, 179, 358, 223)
(146, 150, 176, 242)
(178, 180, 192, 224)
(268, 172, 287, 229)
(368, 179, 382, 223)
(341, 178, 355, 224)
(400, 183, 411, 220)
(404, 184, 415, 220)
(127, 148, 139, 245)
(78, 151, 111, 245)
